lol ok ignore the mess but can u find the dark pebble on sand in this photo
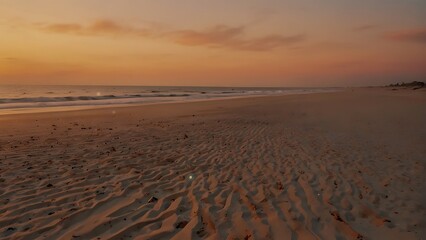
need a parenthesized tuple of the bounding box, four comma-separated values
(330, 211, 345, 222)
(46, 183, 54, 187)
(148, 196, 158, 203)
(356, 234, 364, 240)
(176, 221, 189, 229)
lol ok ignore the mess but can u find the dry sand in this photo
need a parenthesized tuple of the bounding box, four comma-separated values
(0, 88, 425, 240)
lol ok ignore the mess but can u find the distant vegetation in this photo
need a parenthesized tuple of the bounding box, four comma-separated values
(388, 81, 425, 90)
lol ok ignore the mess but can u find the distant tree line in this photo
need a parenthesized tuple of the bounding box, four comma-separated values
(388, 81, 425, 89)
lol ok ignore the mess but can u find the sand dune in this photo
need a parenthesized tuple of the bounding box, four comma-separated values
(0, 88, 425, 239)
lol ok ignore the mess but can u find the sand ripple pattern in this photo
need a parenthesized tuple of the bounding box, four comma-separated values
(0, 107, 424, 239)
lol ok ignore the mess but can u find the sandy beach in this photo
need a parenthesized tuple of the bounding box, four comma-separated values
(0, 88, 425, 240)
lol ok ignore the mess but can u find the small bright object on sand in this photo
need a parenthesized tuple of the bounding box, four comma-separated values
(96, 92, 101, 96)
(189, 175, 194, 180)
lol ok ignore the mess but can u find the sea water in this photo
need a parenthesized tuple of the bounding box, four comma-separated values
(0, 85, 337, 114)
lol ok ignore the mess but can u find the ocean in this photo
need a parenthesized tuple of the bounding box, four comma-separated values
(0, 85, 336, 114)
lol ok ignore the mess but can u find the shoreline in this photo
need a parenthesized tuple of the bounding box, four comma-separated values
(0, 89, 339, 117)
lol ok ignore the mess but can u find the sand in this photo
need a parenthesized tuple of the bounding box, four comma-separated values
(0, 88, 425, 240)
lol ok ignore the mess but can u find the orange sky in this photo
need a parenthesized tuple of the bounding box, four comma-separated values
(1, 0, 425, 87)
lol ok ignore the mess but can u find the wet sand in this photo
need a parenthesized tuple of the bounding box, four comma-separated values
(0, 88, 425, 239)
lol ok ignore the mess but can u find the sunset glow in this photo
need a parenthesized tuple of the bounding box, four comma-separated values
(1, 0, 425, 86)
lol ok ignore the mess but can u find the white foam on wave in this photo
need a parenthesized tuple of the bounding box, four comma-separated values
(0, 86, 339, 114)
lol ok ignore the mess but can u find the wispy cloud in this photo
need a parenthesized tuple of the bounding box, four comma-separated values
(1, 57, 20, 62)
(39, 20, 305, 51)
(384, 28, 426, 43)
(44, 23, 82, 33)
(42, 20, 153, 37)
(170, 25, 305, 51)
(170, 25, 244, 46)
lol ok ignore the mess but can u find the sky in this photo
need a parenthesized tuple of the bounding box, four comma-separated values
(0, 0, 425, 87)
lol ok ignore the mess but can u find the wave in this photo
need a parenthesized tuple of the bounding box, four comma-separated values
(0, 87, 339, 112)
(0, 94, 192, 104)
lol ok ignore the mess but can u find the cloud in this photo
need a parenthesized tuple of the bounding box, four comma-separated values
(384, 28, 426, 43)
(39, 20, 304, 51)
(170, 25, 244, 46)
(1, 57, 19, 61)
(89, 20, 123, 33)
(44, 23, 82, 33)
(238, 34, 305, 51)
(169, 25, 305, 51)
(42, 20, 152, 37)
(353, 24, 377, 32)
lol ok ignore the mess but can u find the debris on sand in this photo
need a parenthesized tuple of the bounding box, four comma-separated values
(176, 220, 189, 229)
(330, 211, 345, 223)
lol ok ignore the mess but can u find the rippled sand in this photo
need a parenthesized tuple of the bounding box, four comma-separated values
(0, 88, 425, 239)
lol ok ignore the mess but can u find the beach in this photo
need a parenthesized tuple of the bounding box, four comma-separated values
(0, 88, 425, 239)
